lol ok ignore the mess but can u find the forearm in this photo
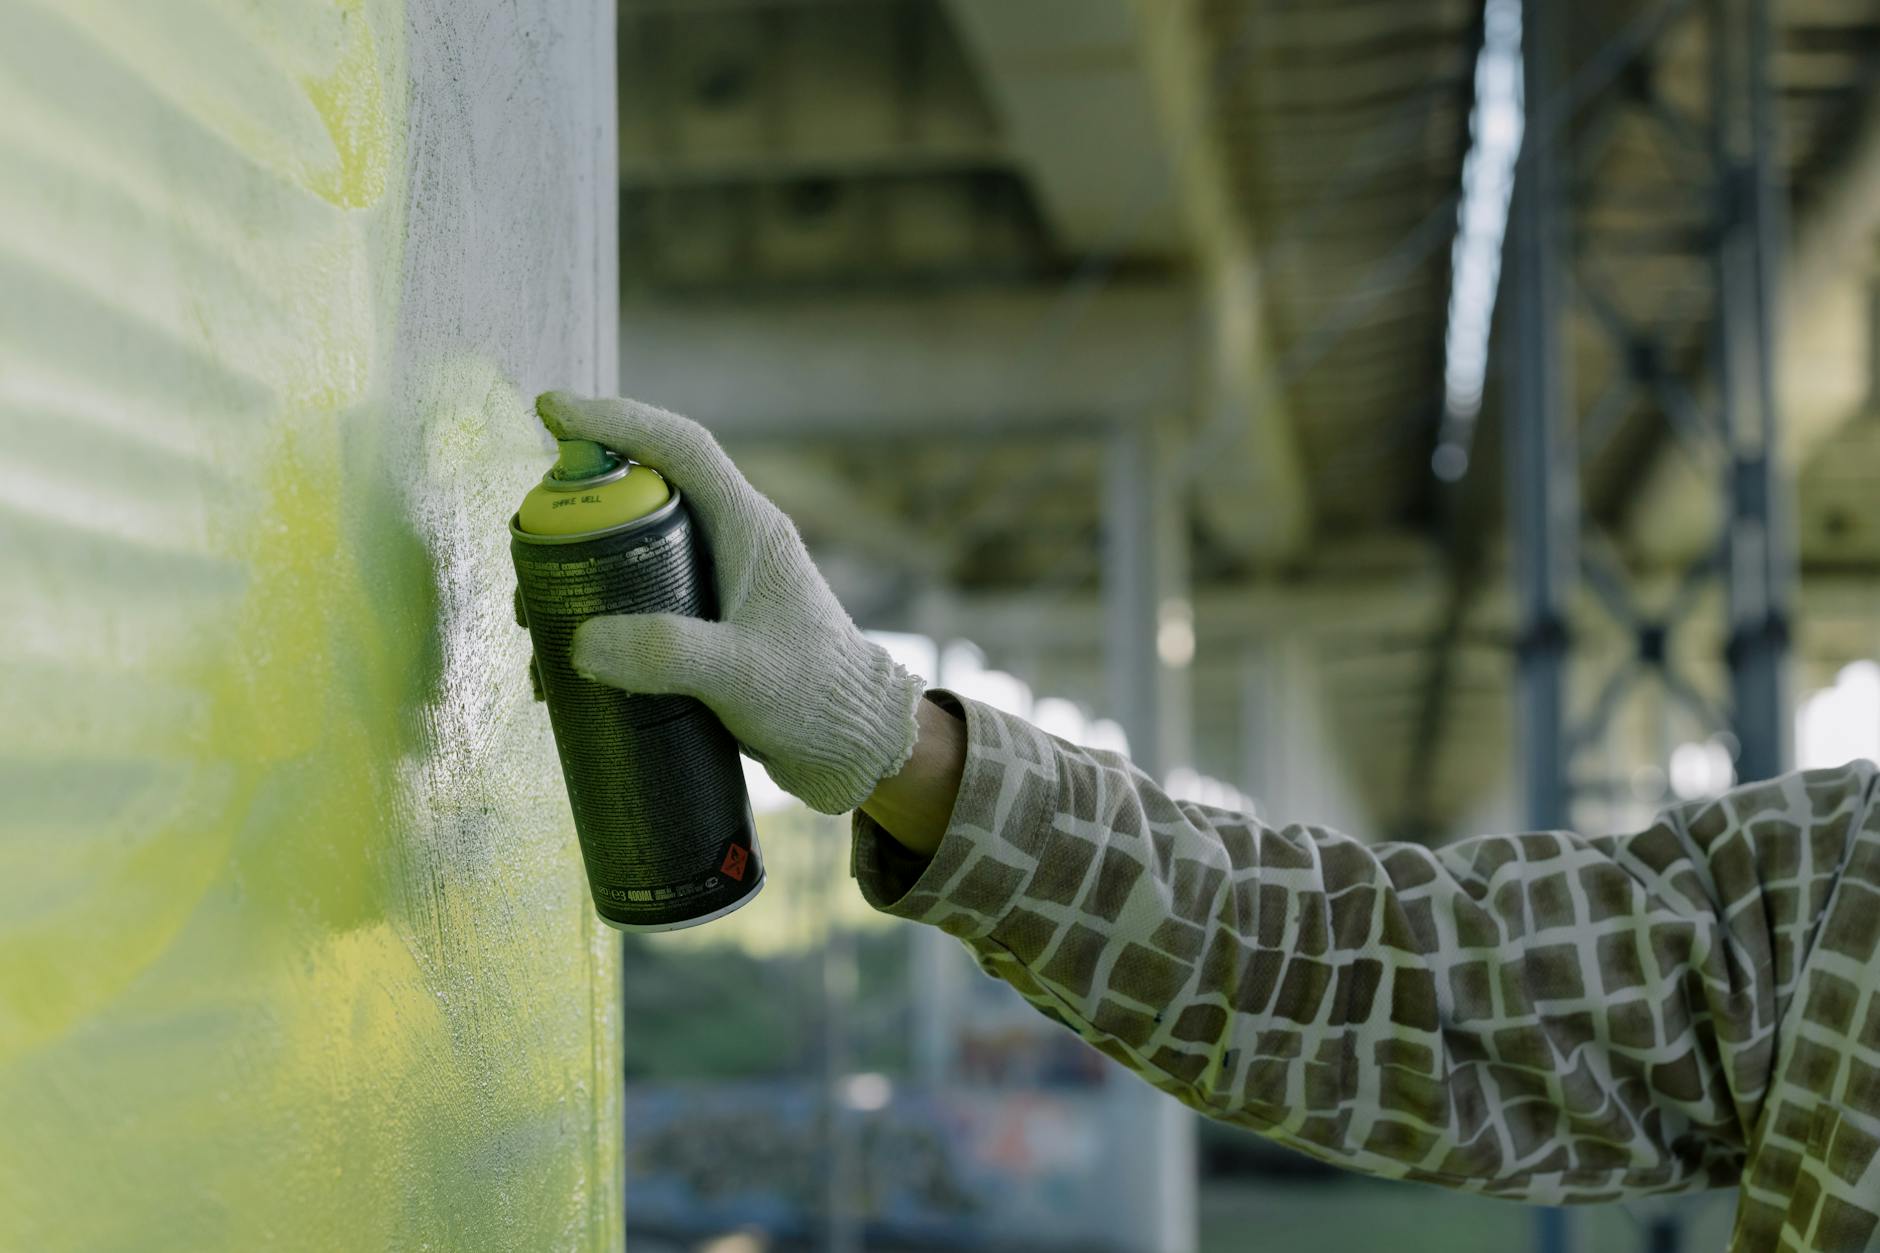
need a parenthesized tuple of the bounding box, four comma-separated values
(850, 692, 1794, 1201)
(858, 695, 965, 858)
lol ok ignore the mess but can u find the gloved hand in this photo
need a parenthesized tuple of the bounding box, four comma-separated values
(532, 391, 926, 816)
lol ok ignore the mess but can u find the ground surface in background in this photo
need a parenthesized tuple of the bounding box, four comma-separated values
(1197, 1179, 1738, 1252)
(629, 1177, 1741, 1252)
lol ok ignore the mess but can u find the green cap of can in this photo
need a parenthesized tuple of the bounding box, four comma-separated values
(551, 438, 614, 481)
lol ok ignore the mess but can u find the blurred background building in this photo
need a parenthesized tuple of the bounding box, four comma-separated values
(610, 1, 1880, 1251)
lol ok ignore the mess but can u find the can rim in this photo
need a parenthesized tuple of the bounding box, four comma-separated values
(509, 487, 685, 546)
(593, 865, 767, 933)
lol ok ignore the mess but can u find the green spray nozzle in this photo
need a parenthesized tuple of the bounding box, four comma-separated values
(551, 438, 616, 481)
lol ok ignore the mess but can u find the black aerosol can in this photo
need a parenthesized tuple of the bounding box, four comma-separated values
(511, 438, 764, 931)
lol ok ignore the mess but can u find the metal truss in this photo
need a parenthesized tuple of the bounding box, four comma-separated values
(1508, 0, 1793, 832)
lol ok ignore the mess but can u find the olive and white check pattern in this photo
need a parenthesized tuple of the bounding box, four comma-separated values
(853, 693, 1880, 1251)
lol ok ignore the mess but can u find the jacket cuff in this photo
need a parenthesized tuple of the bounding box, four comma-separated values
(851, 690, 1062, 941)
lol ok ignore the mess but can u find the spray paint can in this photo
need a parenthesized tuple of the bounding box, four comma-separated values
(511, 439, 764, 932)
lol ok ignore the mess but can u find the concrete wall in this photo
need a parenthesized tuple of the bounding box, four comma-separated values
(0, 1, 619, 1247)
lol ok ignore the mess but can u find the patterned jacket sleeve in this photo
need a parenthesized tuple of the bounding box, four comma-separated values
(851, 692, 1880, 1205)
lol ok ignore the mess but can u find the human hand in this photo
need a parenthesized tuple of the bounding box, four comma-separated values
(531, 391, 925, 815)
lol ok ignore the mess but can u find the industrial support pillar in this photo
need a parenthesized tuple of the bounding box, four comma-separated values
(1106, 417, 1161, 772)
(1508, 0, 1576, 841)
(1106, 415, 1198, 779)
(1103, 415, 1197, 1253)
(1505, 0, 1792, 1250)
(1714, 0, 1794, 782)
(1508, 3, 1575, 1249)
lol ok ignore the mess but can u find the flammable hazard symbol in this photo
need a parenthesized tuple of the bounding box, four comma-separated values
(720, 843, 750, 882)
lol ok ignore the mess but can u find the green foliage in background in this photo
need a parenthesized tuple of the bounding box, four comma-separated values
(622, 928, 914, 1081)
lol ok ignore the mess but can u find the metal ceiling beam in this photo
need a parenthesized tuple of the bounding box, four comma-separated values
(616, 283, 1192, 438)
(1130, 0, 1313, 565)
(912, 562, 1457, 654)
(943, 0, 1182, 255)
(620, 0, 1000, 183)
(952, 0, 1316, 566)
(735, 451, 948, 577)
(919, 564, 1876, 663)
(618, 143, 1005, 187)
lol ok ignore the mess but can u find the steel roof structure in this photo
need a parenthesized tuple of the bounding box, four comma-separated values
(615, 0, 1880, 839)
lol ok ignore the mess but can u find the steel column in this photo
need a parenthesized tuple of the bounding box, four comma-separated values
(1509, 3, 1576, 1248)
(1508, 0, 1577, 838)
(1713, 0, 1793, 782)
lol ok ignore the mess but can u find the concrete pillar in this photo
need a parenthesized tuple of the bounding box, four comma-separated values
(1238, 634, 1370, 837)
(1105, 416, 1194, 779)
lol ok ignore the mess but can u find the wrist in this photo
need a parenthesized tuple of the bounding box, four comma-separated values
(859, 694, 966, 857)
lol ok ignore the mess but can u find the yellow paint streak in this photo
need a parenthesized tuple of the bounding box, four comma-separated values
(301, 1, 389, 208)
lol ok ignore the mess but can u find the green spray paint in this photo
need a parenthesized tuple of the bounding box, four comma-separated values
(0, 1, 620, 1248)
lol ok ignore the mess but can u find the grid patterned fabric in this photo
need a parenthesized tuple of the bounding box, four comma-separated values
(852, 693, 1880, 1252)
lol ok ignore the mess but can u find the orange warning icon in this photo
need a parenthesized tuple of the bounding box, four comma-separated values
(720, 843, 749, 882)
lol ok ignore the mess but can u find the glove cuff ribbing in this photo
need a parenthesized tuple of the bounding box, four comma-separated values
(773, 635, 925, 816)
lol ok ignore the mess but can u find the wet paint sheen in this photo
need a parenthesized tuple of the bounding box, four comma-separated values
(0, 1, 619, 1248)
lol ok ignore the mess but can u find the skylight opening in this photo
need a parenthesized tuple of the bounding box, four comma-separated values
(1434, 0, 1525, 483)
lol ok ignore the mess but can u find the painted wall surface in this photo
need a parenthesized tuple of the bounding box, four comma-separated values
(0, 1, 620, 1247)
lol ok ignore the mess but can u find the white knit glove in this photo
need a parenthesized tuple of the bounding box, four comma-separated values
(535, 391, 926, 816)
